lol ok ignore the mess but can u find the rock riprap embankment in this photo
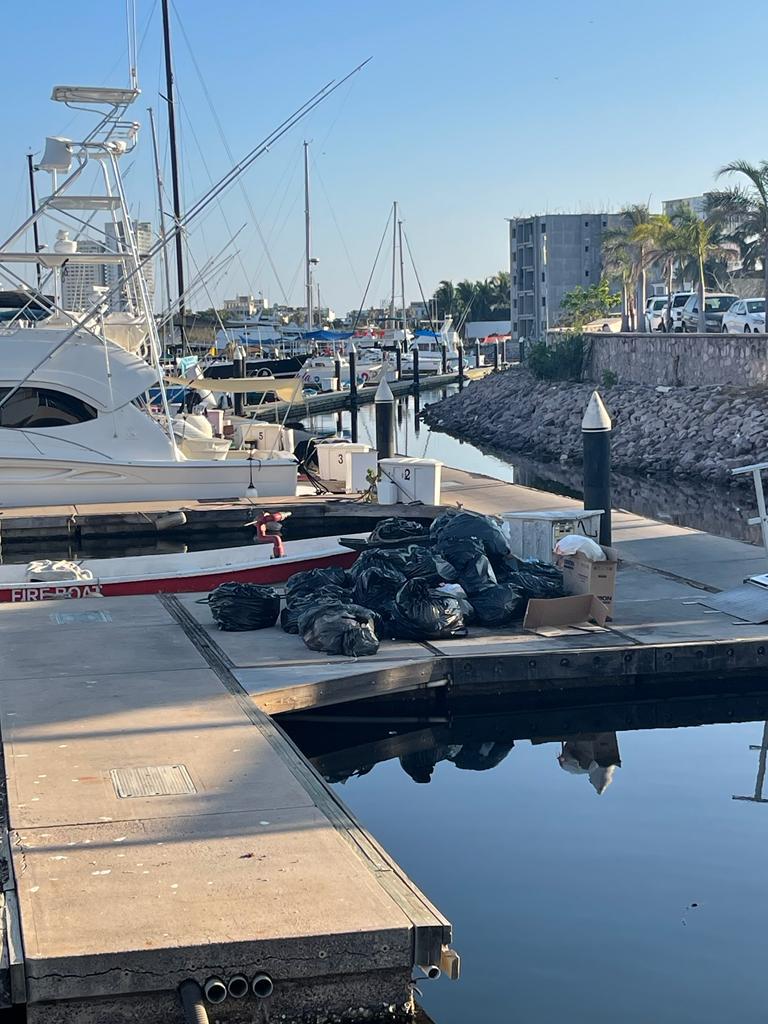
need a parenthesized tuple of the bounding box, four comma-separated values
(422, 369, 768, 483)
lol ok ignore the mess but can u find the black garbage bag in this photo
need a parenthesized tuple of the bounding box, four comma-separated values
(285, 567, 350, 606)
(470, 582, 524, 627)
(435, 584, 475, 623)
(300, 602, 380, 657)
(390, 579, 466, 640)
(430, 509, 510, 565)
(208, 582, 281, 631)
(501, 558, 564, 600)
(439, 537, 497, 594)
(347, 547, 397, 580)
(352, 565, 407, 619)
(369, 518, 429, 546)
(280, 596, 345, 634)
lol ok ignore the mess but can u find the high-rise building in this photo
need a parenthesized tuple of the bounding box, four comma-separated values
(508, 213, 622, 340)
(60, 238, 106, 312)
(103, 220, 155, 313)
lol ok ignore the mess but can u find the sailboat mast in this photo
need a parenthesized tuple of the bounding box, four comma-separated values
(389, 200, 397, 327)
(304, 141, 313, 332)
(26, 154, 42, 290)
(160, 0, 187, 356)
(398, 218, 406, 339)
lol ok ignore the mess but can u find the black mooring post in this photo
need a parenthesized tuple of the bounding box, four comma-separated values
(334, 354, 342, 393)
(441, 342, 448, 375)
(475, 340, 481, 368)
(375, 376, 395, 460)
(233, 345, 246, 417)
(395, 345, 402, 382)
(582, 390, 612, 546)
(348, 344, 358, 405)
(350, 403, 359, 443)
(457, 344, 465, 391)
(493, 340, 500, 372)
(411, 345, 420, 396)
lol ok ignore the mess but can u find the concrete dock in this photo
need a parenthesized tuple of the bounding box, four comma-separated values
(1, 463, 768, 1021)
(0, 595, 450, 1023)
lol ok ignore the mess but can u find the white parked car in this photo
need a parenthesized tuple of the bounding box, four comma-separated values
(669, 291, 695, 331)
(645, 295, 670, 331)
(722, 298, 765, 333)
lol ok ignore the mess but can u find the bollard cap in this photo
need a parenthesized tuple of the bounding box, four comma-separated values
(346, 341, 357, 356)
(234, 345, 247, 360)
(582, 390, 611, 432)
(375, 375, 394, 403)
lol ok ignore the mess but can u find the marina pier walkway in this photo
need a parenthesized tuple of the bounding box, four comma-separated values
(1, 464, 767, 1021)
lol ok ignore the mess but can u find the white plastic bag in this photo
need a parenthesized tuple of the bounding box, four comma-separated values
(554, 535, 606, 561)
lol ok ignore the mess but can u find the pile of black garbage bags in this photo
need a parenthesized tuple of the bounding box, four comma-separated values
(208, 510, 564, 657)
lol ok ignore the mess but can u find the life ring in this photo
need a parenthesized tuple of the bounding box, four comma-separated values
(360, 371, 369, 382)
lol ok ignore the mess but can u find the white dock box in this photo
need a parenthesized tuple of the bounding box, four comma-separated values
(378, 458, 442, 505)
(234, 421, 295, 454)
(317, 442, 372, 482)
(500, 508, 604, 563)
(346, 450, 379, 492)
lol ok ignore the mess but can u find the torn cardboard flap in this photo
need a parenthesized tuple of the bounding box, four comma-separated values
(523, 594, 609, 632)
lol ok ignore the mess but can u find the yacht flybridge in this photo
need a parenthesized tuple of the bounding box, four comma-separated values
(0, 83, 297, 506)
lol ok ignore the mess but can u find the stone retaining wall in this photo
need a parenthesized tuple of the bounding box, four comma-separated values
(582, 332, 768, 387)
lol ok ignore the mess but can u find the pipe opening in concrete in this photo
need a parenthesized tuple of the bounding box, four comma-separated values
(252, 972, 274, 998)
(418, 964, 441, 980)
(228, 975, 249, 999)
(203, 977, 228, 1004)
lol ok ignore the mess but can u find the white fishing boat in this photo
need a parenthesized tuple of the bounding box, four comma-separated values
(402, 318, 461, 373)
(0, 83, 297, 507)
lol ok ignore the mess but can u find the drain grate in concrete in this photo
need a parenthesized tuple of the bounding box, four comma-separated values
(109, 764, 196, 799)
(50, 611, 113, 624)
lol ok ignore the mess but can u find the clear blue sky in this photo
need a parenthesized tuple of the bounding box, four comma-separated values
(2, 0, 765, 315)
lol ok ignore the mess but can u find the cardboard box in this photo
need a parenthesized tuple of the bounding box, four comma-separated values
(523, 594, 609, 630)
(554, 546, 618, 618)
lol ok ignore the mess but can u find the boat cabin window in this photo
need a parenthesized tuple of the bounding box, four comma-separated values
(0, 387, 97, 428)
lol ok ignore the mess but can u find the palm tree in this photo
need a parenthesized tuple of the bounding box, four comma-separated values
(706, 159, 768, 316)
(432, 280, 456, 319)
(672, 207, 732, 332)
(644, 214, 686, 330)
(622, 204, 653, 331)
(602, 228, 634, 331)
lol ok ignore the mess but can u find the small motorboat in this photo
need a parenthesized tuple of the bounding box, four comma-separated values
(0, 534, 361, 603)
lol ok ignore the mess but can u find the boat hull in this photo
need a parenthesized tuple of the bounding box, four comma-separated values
(0, 456, 298, 506)
(0, 540, 359, 603)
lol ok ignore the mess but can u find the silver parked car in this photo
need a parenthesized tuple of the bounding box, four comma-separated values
(722, 298, 765, 333)
(645, 295, 670, 331)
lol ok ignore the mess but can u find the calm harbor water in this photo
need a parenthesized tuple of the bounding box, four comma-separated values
(283, 695, 768, 1024)
(308, 388, 762, 546)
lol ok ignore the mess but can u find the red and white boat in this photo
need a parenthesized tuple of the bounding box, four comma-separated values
(0, 536, 361, 604)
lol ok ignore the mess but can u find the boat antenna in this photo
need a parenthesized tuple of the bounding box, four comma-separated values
(160, 0, 188, 357)
(398, 217, 406, 342)
(126, 0, 139, 91)
(26, 153, 42, 290)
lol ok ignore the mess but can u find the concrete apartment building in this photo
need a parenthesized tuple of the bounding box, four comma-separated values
(509, 213, 622, 341)
(104, 220, 154, 313)
(60, 238, 105, 312)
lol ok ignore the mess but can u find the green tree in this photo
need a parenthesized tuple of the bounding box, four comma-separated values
(602, 229, 634, 330)
(706, 159, 768, 316)
(558, 280, 620, 329)
(433, 280, 456, 318)
(643, 214, 686, 330)
(672, 207, 733, 332)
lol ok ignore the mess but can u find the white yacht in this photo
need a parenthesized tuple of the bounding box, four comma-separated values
(0, 83, 297, 507)
(402, 318, 462, 373)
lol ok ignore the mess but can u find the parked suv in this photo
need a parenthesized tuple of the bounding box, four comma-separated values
(669, 291, 695, 331)
(680, 293, 738, 332)
(722, 298, 766, 333)
(646, 295, 670, 331)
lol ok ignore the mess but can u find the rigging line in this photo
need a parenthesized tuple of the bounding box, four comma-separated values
(351, 205, 393, 332)
(310, 155, 363, 293)
(402, 226, 439, 341)
(173, 88, 258, 303)
(171, 1, 291, 303)
(183, 227, 246, 336)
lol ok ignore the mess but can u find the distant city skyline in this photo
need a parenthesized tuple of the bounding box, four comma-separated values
(1, 0, 765, 313)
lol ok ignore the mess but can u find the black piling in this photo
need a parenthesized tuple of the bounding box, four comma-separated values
(348, 344, 358, 405)
(233, 345, 246, 417)
(493, 340, 500, 372)
(457, 343, 465, 391)
(375, 376, 395, 460)
(395, 345, 402, 382)
(582, 390, 612, 546)
(441, 342, 448, 375)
